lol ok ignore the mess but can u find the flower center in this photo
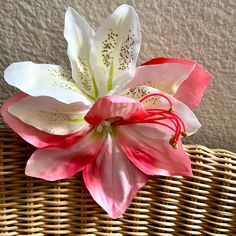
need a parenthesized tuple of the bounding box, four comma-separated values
(96, 120, 113, 133)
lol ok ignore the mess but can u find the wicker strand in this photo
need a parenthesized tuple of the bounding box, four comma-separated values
(0, 129, 235, 235)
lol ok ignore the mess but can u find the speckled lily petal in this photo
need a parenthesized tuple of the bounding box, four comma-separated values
(1, 92, 75, 148)
(90, 4, 141, 95)
(64, 7, 98, 99)
(8, 95, 90, 135)
(4, 61, 91, 105)
(142, 57, 213, 109)
(126, 63, 195, 95)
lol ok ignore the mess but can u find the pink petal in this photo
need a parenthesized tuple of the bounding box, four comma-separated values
(83, 134, 147, 219)
(118, 124, 192, 176)
(142, 57, 213, 109)
(1, 93, 78, 148)
(84, 95, 147, 126)
(25, 130, 105, 181)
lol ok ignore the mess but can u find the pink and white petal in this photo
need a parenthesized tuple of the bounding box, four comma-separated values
(126, 63, 195, 95)
(0, 93, 79, 148)
(8, 95, 90, 135)
(84, 95, 147, 126)
(4, 61, 91, 105)
(142, 57, 213, 109)
(83, 134, 147, 219)
(122, 85, 201, 136)
(90, 4, 141, 95)
(64, 7, 97, 98)
(25, 130, 105, 181)
(117, 125, 192, 176)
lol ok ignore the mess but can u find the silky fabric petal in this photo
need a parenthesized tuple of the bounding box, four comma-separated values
(126, 63, 195, 95)
(1, 93, 77, 148)
(90, 4, 141, 95)
(8, 95, 89, 135)
(142, 57, 213, 109)
(25, 130, 105, 181)
(84, 95, 147, 126)
(118, 124, 192, 176)
(83, 134, 147, 219)
(64, 7, 98, 98)
(4, 62, 91, 105)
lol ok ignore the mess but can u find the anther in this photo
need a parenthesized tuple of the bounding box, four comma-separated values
(181, 131, 188, 137)
(172, 143, 178, 149)
(169, 136, 175, 145)
(169, 136, 178, 149)
(169, 106, 174, 112)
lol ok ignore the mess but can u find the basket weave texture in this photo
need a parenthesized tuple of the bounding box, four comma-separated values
(0, 128, 235, 236)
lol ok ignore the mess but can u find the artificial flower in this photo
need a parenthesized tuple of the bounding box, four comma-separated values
(1, 4, 213, 218)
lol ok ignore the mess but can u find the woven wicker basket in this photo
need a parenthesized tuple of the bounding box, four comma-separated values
(0, 128, 235, 236)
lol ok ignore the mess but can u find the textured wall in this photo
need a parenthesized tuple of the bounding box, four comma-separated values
(0, 0, 235, 152)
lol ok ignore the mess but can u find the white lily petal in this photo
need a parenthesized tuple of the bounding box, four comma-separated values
(122, 85, 201, 136)
(8, 96, 90, 135)
(4, 62, 91, 105)
(126, 63, 196, 95)
(90, 4, 141, 95)
(64, 7, 98, 98)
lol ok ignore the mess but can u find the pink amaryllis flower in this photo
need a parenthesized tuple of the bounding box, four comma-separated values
(1, 4, 213, 218)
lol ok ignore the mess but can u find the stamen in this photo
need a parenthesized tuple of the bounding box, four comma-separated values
(169, 106, 174, 112)
(181, 131, 188, 137)
(169, 136, 178, 149)
(110, 93, 187, 149)
(145, 109, 181, 140)
(142, 119, 176, 133)
(140, 93, 188, 149)
(146, 110, 179, 129)
(146, 109, 181, 148)
(170, 111, 187, 134)
(146, 108, 186, 133)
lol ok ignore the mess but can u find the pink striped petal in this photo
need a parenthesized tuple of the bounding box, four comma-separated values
(83, 134, 147, 219)
(85, 95, 147, 126)
(142, 57, 213, 109)
(25, 130, 105, 181)
(118, 124, 192, 176)
(1, 93, 79, 148)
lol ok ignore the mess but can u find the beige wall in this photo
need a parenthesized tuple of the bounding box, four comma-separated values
(0, 0, 235, 152)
